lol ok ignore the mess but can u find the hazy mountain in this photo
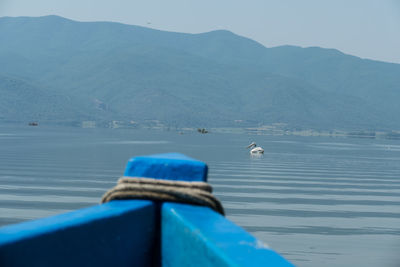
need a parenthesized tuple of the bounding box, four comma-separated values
(0, 74, 118, 124)
(0, 74, 78, 123)
(0, 15, 399, 130)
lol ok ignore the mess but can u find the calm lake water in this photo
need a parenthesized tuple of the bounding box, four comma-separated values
(0, 125, 399, 266)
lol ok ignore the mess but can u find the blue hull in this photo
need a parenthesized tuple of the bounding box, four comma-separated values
(0, 153, 293, 266)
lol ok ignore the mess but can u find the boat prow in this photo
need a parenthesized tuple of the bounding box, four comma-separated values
(0, 153, 292, 266)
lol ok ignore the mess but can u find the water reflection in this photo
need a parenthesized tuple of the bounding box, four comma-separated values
(250, 153, 264, 159)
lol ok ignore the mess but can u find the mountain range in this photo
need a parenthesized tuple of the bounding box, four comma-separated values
(1, 15, 399, 130)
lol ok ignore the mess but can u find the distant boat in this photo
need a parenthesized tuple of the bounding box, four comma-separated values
(247, 142, 264, 154)
(197, 128, 208, 134)
(28, 122, 38, 126)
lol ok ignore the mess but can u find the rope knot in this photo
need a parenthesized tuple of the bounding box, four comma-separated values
(101, 177, 224, 215)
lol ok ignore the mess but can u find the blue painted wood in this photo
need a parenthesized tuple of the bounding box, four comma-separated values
(162, 203, 294, 267)
(0, 153, 293, 266)
(124, 153, 208, 182)
(0, 200, 156, 267)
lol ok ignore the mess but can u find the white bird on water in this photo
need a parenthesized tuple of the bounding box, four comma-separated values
(247, 142, 264, 154)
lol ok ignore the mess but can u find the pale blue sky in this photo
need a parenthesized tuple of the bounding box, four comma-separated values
(1, 0, 399, 63)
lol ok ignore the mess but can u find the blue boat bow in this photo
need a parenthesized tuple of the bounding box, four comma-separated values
(0, 153, 293, 266)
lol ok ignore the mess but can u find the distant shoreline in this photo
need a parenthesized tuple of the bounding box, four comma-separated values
(1, 121, 399, 140)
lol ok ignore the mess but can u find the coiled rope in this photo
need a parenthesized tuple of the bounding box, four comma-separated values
(101, 177, 224, 215)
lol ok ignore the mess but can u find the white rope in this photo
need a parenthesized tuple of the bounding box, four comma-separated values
(101, 177, 225, 215)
